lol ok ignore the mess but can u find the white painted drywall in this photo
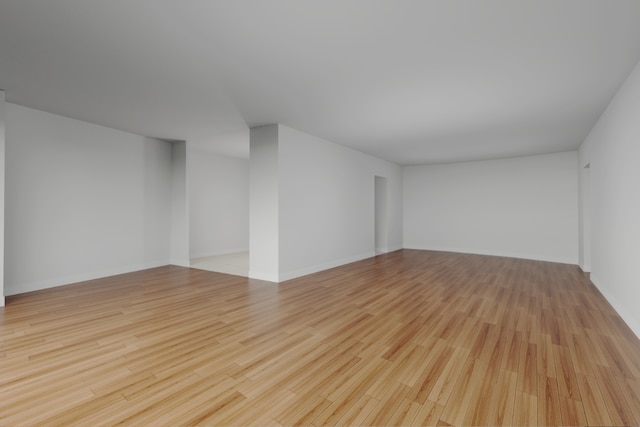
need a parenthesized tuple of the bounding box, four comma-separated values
(0, 91, 5, 306)
(578, 164, 591, 272)
(375, 176, 389, 253)
(249, 125, 280, 282)
(4, 103, 172, 295)
(170, 141, 189, 267)
(143, 137, 172, 267)
(277, 125, 403, 281)
(579, 59, 640, 338)
(403, 152, 578, 264)
(188, 147, 249, 258)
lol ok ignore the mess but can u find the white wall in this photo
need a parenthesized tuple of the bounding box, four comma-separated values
(375, 176, 389, 253)
(578, 165, 591, 272)
(249, 125, 280, 282)
(170, 141, 189, 267)
(277, 125, 403, 281)
(0, 91, 5, 305)
(143, 137, 172, 266)
(403, 152, 578, 264)
(188, 147, 249, 258)
(579, 59, 640, 338)
(4, 103, 172, 295)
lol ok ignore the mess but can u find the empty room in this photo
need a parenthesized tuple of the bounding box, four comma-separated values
(1, 1, 640, 426)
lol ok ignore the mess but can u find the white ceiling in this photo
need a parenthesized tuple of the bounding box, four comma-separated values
(2, 1, 640, 165)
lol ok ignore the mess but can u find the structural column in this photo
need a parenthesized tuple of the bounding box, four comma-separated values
(249, 125, 280, 281)
(0, 91, 5, 305)
(170, 141, 190, 266)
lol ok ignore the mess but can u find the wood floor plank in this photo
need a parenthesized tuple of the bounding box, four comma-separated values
(552, 344, 580, 400)
(411, 399, 444, 426)
(537, 375, 562, 426)
(486, 370, 518, 426)
(437, 356, 478, 425)
(406, 339, 453, 404)
(363, 381, 410, 426)
(617, 377, 640, 424)
(463, 327, 506, 424)
(426, 346, 469, 406)
(517, 342, 538, 395)
(593, 364, 638, 426)
(559, 394, 588, 427)
(577, 373, 613, 426)
(386, 397, 422, 426)
(334, 393, 378, 427)
(537, 333, 557, 379)
(1, 250, 639, 425)
(513, 391, 538, 426)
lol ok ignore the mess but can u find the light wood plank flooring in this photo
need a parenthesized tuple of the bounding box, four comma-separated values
(1, 249, 640, 426)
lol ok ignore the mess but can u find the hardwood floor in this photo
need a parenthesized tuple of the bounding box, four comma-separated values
(1, 249, 640, 426)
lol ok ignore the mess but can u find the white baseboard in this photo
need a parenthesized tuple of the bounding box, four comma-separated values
(170, 258, 191, 268)
(578, 261, 591, 273)
(190, 248, 249, 259)
(5, 260, 169, 296)
(248, 270, 279, 283)
(377, 245, 403, 254)
(402, 244, 578, 265)
(278, 251, 376, 282)
(589, 273, 640, 340)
